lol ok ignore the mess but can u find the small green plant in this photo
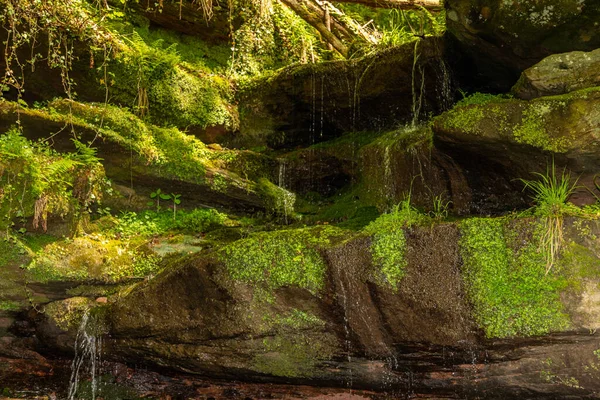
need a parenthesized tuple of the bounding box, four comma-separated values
(149, 188, 171, 212)
(518, 162, 579, 274)
(585, 174, 600, 203)
(429, 194, 451, 220)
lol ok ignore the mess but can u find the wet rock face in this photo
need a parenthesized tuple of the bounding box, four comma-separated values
(236, 37, 454, 150)
(512, 48, 600, 100)
(31, 219, 600, 397)
(445, 0, 600, 92)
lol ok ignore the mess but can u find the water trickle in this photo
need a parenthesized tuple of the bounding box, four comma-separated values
(278, 158, 288, 190)
(338, 281, 353, 390)
(383, 145, 394, 205)
(320, 75, 325, 139)
(68, 311, 103, 400)
(436, 59, 454, 112)
(411, 41, 425, 127)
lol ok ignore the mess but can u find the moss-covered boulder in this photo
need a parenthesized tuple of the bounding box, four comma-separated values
(29, 216, 600, 395)
(433, 88, 600, 205)
(446, 0, 600, 91)
(236, 37, 452, 149)
(0, 100, 286, 214)
(512, 48, 600, 100)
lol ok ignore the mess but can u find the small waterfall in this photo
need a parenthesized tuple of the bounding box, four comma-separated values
(68, 311, 103, 400)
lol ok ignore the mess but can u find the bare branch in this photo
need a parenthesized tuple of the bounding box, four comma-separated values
(332, 0, 442, 10)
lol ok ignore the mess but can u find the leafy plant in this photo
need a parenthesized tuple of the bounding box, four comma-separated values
(0, 127, 105, 234)
(149, 188, 171, 212)
(518, 162, 579, 274)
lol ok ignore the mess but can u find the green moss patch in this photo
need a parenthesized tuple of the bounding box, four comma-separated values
(219, 226, 349, 294)
(26, 235, 161, 283)
(43, 297, 94, 331)
(364, 201, 430, 290)
(253, 333, 336, 378)
(460, 217, 570, 338)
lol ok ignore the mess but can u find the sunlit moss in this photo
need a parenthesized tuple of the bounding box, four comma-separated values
(459, 217, 570, 338)
(219, 226, 348, 294)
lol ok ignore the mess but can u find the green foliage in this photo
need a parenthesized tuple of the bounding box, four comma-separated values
(131, 25, 231, 73)
(377, 8, 445, 48)
(47, 100, 212, 183)
(364, 199, 428, 290)
(110, 208, 227, 238)
(149, 188, 171, 211)
(519, 163, 578, 217)
(519, 163, 579, 273)
(0, 127, 106, 232)
(460, 217, 570, 338)
(175, 208, 227, 232)
(109, 31, 234, 129)
(429, 194, 451, 220)
(25, 234, 162, 283)
(231, 0, 327, 78)
(0, 300, 20, 311)
(219, 226, 346, 294)
(455, 92, 511, 107)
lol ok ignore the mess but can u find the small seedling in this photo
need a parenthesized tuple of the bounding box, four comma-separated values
(149, 188, 171, 211)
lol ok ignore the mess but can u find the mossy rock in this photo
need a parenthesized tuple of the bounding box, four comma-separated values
(106, 253, 341, 381)
(446, 0, 600, 91)
(512, 48, 600, 100)
(0, 100, 281, 213)
(43, 297, 94, 332)
(236, 37, 450, 150)
(433, 87, 600, 205)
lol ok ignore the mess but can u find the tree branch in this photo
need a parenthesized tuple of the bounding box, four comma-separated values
(280, 0, 350, 56)
(332, 0, 442, 10)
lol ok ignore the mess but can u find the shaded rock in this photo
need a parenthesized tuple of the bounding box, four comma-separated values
(277, 149, 355, 198)
(433, 88, 600, 206)
(278, 127, 473, 215)
(236, 37, 454, 150)
(356, 126, 472, 214)
(105, 255, 348, 384)
(512, 48, 600, 100)
(445, 0, 600, 92)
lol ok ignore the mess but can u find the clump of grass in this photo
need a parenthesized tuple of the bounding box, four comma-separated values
(429, 193, 451, 220)
(518, 162, 579, 274)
